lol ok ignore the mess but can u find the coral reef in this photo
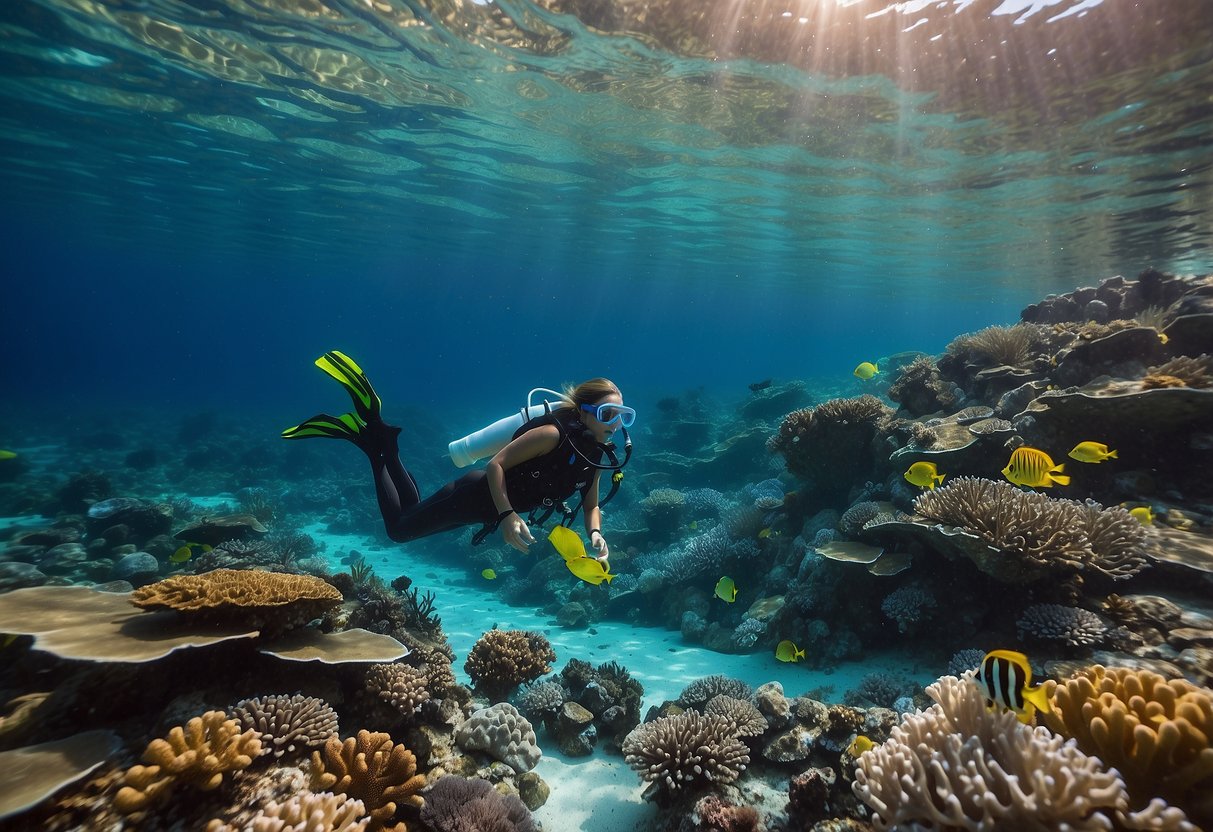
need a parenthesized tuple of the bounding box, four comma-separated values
(454, 703, 542, 774)
(310, 730, 426, 832)
(678, 675, 753, 709)
(231, 693, 340, 758)
(913, 477, 1149, 582)
(879, 584, 936, 634)
(365, 663, 431, 718)
(420, 776, 535, 832)
(887, 355, 962, 416)
(622, 710, 749, 797)
(115, 710, 262, 813)
(703, 695, 767, 737)
(130, 568, 343, 635)
(208, 791, 370, 832)
(1043, 665, 1213, 826)
(1016, 603, 1108, 647)
(463, 630, 555, 697)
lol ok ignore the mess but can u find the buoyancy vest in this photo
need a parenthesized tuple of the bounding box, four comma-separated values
(503, 409, 605, 512)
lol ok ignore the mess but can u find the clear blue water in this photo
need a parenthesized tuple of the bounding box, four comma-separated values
(0, 0, 1210, 411)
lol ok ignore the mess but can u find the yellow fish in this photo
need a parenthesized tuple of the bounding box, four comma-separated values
(169, 546, 193, 564)
(1129, 506, 1154, 526)
(689, 521, 698, 530)
(973, 649, 1051, 724)
(714, 576, 738, 603)
(548, 526, 587, 562)
(1158, 332, 1169, 345)
(1068, 441, 1117, 463)
(775, 640, 805, 662)
(848, 735, 874, 756)
(481, 568, 497, 580)
(904, 460, 945, 490)
(853, 362, 879, 380)
(0, 450, 16, 460)
(1001, 447, 1070, 488)
(565, 556, 615, 585)
(758, 527, 772, 539)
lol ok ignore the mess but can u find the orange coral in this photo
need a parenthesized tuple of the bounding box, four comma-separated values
(463, 630, 555, 697)
(311, 730, 425, 832)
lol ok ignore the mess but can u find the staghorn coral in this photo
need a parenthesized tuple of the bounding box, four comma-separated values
(1143, 354, 1213, 389)
(1043, 665, 1213, 826)
(704, 695, 767, 737)
(365, 663, 431, 718)
(420, 775, 534, 832)
(767, 395, 893, 501)
(464, 630, 555, 697)
(310, 730, 425, 832)
(1016, 604, 1108, 647)
(914, 477, 1149, 582)
(130, 568, 342, 635)
(853, 675, 1189, 831)
(115, 710, 262, 813)
(622, 711, 750, 795)
(678, 675, 753, 709)
(208, 791, 369, 832)
(231, 693, 339, 759)
(454, 703, 542, 773)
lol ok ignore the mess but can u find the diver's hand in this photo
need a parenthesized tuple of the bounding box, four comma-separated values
(590, 530, 610, 569)
(501, 512, 535, 553)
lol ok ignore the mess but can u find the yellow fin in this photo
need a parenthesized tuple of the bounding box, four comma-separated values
(548, 526, 587, 561)
(1022, 683, 1052, 714)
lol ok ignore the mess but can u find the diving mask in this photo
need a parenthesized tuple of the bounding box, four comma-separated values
(581, 402, 636, 428)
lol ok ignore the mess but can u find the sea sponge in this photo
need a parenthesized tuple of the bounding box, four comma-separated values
(767, 395, 893, 501)
(914, 477, 1149, 582)
(622, 711, 749, 795)
(115, 710, 262, 813)
(207, 791, 369, 832)
(464, 630, 555, 697)
(130, 568, 342, 635)
(310, 730, 425, 832)
(852, 675, 1179, 831)
(231, 693, 339, 758)
(454, 703, 542, 774)
(1016, 604, 1108, 647)
(704, 695, 767, 737)
(365, 663, 431, 718)
(420, 776, 534, 832)
(1042, 665, 1213, 826)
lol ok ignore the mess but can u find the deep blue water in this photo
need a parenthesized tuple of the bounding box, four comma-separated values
(1, 0, 1210, 416)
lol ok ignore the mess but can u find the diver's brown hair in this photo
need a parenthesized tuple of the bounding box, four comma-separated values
(558, 378, 621, 410)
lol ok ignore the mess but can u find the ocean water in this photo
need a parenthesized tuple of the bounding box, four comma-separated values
(1, 0, 1212, 829)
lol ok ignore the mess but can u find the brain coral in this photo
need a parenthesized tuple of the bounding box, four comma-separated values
(1043, 665, 1213, 827)
(115, 710, 262, 813)
(310, 730, 425, 832)
(622, 711, 749, 795)
(130, 568, 341, 635)
(454, 702, 542, 774)
(464, 630, 555, 697)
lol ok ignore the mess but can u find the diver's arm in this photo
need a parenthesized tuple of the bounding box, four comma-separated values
(583, 473, 609, 566)
(486, 425, 560, 553)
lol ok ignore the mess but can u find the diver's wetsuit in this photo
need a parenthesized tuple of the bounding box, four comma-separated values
(366, 409, 606, 542)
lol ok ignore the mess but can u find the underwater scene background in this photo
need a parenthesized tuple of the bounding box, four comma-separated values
(1, 0, 1212, 830)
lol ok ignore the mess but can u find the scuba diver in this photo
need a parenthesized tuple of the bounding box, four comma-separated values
(282, 351, 633, 566)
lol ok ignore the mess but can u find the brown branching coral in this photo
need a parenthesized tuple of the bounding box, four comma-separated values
(115, 710, 262, 813)
(310, 730, 426, 832)
(1042, 665, 1213, 826)
(1143, 354, 1213, 389)
(365, 663, 431, 718)
(767, 395, 893, 501)
(208, 791, 370, 832)
(231, 693, 339, 758)
(464, 630, 555, 697)
(853, 675, 1192, 831)
(130, 568, 342, 635)
(914, 477, 1149, 582)
(622, 711, 749, 795)
(946, 323, 1043, 367)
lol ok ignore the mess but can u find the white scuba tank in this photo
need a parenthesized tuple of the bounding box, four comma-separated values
(448, 388, 566, 468)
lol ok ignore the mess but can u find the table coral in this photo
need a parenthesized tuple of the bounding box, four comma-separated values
(1042, 665, 1213, 826)
(115, 710, 262, 813)
(310, 730, 425, 832)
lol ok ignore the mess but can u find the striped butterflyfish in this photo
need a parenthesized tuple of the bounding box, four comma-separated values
(973, 649, 1052, 724)
(1001, 447, 1071, 488)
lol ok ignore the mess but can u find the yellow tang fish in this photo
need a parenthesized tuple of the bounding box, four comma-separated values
(1068, 441, 1118, 463)
(714, 576, 738, 603)
(904, 460, 945, 490)
(548, 526, 587, 562)
(0, 450, 16, 460)
(848, 735, 874, 756)
(481, 568, 497, 580)
(169, 546, 193, 564)
(973, 649, 1052, 724)
(565, 556, 615, 586)
(853, 362, 879, 380)
(1001, 447, 1070, 488)
(1129, 506, 1154, 526)
(775, 640, 804, 663)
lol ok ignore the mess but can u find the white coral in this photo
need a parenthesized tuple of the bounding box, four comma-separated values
(454, 703, 541, 774)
